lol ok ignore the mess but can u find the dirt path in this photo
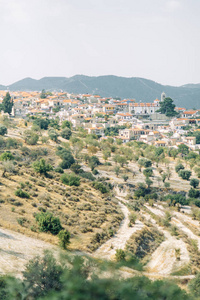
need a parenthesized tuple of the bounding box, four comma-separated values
(94, 200, 144, 260)
(0, 227, 56, 277)
(141, 212, 190, 275)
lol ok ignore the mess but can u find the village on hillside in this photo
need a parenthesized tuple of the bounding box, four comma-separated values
(0, 89, 200, 150)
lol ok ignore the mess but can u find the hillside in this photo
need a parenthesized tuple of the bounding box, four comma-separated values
(1, 75, 200, 108)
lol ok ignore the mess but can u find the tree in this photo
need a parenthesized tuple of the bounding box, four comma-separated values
(24, 130, 39, 145)
(32, 159, 53, 176)
(33, 118, 49, 130)
(143, 167, 153, 177)
(178, 144, 189, 156)
(35, 212, 62, 234)
(178, 170, 192, 181)
(190, 178, 199, 189)
(0, 125, 7, 136)
(175, 163, 185, 173)
(40, 89, 47, 99)
(61, 128, 72, 140)
(48, 128, 58, 142)
(88, 145, 98, 155)
(114, 166, 120, 177)
(88, 156, 100, 171)
(1, 161, 16, 177)
(23, 251, 64, 298)
(61, 120, 72, 129)
(58, 229, 70, 250)
(2, 92, 13, 114)
(145, 177, 153, 188)
(122, 175, 128, 182)
(156, 97, 178, 117)
(188, 188, 200, 198)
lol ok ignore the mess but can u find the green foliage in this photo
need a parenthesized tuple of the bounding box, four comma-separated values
(24, 130, 39, 145)
(32, 159, 53, 176)
(178, 169, 192, 180)
(188, 188, 200, 198)
(189, 272, 200, 297)
(40, 89, 47, 99)
(134, 183, 149, 198)
(138, 158, 152, 168)
(122, 175, 129, 182)
(178, 144, 189, 155)
(175, 163, 184, 173)
(88, 155, 100, 170)
(145, 177, 153, 188)
(54, 167, 64, 174)
(58, 229, 70, 249)
(0, 253, 192, 300)
(129, 212, 137, 226)
(79, 171, 95, 181)
(35, 212, 62, 235)
(0, 125, 7, 136)
(48, 128, 58, 142)
(104, 125, 126, 136)
(92, 181, 109, 193)
(61, 127, 72, 140)
(23, 251, 64, 298)
(162, 193, 189, 206)
(0, 152, 14, 161)
(190, 178, 199, 189)
(61, 120, 72, 129)
(15, 189, 30, 199)
(2, 92, 13, 114)
(156, 97, 178, 117)
(33, 118, 49, 130)
(60, 173, 80, 186)
(115, 249, 126, 261)
(56, 148, 75, 169)
(143, 167, 153, 178)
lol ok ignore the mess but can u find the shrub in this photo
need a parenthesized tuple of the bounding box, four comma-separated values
(70, 164, 83, 174)
(115, 249, 126, 261)
(178, 170, 192, 181)
(188, 188, 200, 199)
(24, 130, 39, 145)
(190, 178, 200, 189)
(55, 167, 64, 174)
(79, 171, 95, 181)
(58, 229, 70, 249)
(175, 163, 185, 173)
(92, 181, 109, 194)
(61, 128, 72, 140)
(129, 213, 137, 226)
(15, 189, 30, 199)
(32, 159, 53, 176)
(0, 125, 7, 136)
(35, 212, 62, 235)
(143, 167, 153, 178)
(60, 174, 80, 186)
(0, 152, 14, 161)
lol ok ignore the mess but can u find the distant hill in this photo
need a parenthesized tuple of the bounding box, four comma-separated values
(1, 75, 200, 109)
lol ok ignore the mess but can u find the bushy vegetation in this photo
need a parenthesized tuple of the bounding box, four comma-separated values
(0, 251, 192, 300)
(35, 212, 63, 235)
(60, 173, 80, 186)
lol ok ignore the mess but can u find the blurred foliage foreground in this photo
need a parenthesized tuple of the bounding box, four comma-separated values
(0, 250, 198, 300)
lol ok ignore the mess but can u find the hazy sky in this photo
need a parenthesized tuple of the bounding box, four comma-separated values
(0, 0, 199, 86)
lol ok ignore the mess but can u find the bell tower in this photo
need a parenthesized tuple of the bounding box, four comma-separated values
(161, 92, 166, 102)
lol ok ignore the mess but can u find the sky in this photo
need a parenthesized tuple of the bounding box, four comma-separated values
(0, 0, 199, 86)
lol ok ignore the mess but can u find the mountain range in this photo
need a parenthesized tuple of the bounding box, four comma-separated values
(1, 75, 200, 109)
